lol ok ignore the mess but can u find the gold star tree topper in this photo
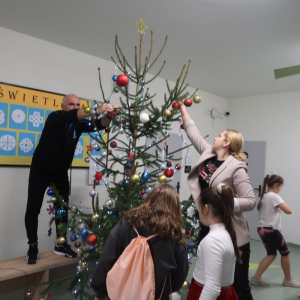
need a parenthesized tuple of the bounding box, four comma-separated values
(135, 18, 148, 35)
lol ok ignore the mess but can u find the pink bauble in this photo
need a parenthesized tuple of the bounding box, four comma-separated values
(74, 241, 81, 248)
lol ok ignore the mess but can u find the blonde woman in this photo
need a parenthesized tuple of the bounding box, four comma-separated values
(180, 101, 256, 300)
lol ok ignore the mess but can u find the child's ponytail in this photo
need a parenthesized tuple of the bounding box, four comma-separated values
(257, 175, 284, 211)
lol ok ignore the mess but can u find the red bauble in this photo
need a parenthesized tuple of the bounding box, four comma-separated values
(87, 234, 98, 246)
(185, 230, 190, 235)
(180, 124, 184, 129)
(95, 173, 102, 180)
(108, 110, 119, 119)
(164, 168, 174, 177)
(175, 163, 181, 170)
(110, 141, 117, 148)
(105, 127, 110, 133)
(184, 98, 193, 107)
(167, 161, 172, 167)
(172, 101, 180, 109)
(116, 74, 129, 87)
(109, 194, 112, 197)
(141, 190, 145, 195)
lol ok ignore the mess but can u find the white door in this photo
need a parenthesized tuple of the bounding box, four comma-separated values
(243, 141, 266, 241)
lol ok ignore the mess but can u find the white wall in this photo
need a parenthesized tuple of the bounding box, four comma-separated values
(0, 27, 228, 260)
(227, 91, 300, 245)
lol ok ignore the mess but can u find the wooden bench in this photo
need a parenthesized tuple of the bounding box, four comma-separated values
(0, 251, 78, 300)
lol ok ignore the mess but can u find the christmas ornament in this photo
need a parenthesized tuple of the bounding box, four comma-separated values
(70, 233, 77, 242)
(187, 241, 196, 248)
(119, 127, 125, 134)
(141, 170, 150, 184)
(105, 127, 110, 133)
(187, 206, 196, 218)
(48, 227, 52, 237)
(89, 190, 96, 197)
(114, 87, 119, 93)
(193, 94, 202, 103)
(74, 241, 81, 248)
(85, 157, 90, 163)
(110, 141, 117, 148)
(47, 188, 54, 196)
(91, 213, 100, 223)
(78, 223, 85, 231)
(57, 236, 65, 244)
(175, 164, 181, 170)
(181, 280, 190, 290)
(164, 168, 174, 178)
(180, 124, 184, 129)
(26, 289, 33, 298)
(141, 190, 145, 195)
(139, 112, 149, 123)
(158, 175, 167, 183)
(171, 292, 181, 300)
(81, 261, 87, 269)
(188, 253, 193, 261)
(84, 107, 91, 114)
(81, 228, 88, 246)
(86, 143, 93, 152)
(57, 208, 66, 217)
(116, 74, 129, 87)
(87, 234, 98, 246)
(89, 246, 95, 250)
(145, 93, 150, 99)
(77, 265, 82, 272)
(164, 109, 171, 117)
(47, 205, 56, 215)
(185, 230, 190, 236)
(125, 160, 131, 171)
(112, 75, 117, 81)
(172, 101, 180, 109)
(160, 164, 166, 171)
(136, 17, 148, 35)
(129, 151, 135, 162)
(95, 173, 102, 180)
(145, 186, 152, 195)
(131, 173, 140, 184)
(167, 161, 172, 167)
(101, 151, 107, 158)
(104, 199, 115, 209)
(92, 143, 101, 151)
(184, 98, 193, 107)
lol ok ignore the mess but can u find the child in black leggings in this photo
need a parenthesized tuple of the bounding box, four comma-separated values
(250, 175, 300, 288)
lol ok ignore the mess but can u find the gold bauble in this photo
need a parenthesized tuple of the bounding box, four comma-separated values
(193, 94, 202, 104)
(158, 175, 167, 183)
(181, 280, 190, 290)
(91, 213, 100, 223)
(131, 174, 140, 184)
(81, 262, 87, 269)
(164, 109, 171, 117)
(56, 236, 65, 244)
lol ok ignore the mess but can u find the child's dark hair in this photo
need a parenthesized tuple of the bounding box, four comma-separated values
(198, 185, 242, 264)
(257, 174, 284, 210)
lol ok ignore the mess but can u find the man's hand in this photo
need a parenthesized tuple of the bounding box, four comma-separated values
(97, 103, 115, 115)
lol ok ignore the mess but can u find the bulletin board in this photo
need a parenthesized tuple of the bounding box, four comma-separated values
(0, 82, 101, 167)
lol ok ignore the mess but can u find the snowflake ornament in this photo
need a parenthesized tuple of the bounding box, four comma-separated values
(0, 110, 5, 125)
(187, 206, 196, 218)
(29, 111, 44, 127)
(75, 141, 83, 156)
(48, 227, 52, 237)
(0, 134, 16, 151)
(47, 204, 57, 215)
(19, 138, 34, 153)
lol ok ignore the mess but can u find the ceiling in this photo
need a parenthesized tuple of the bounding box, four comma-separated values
(0, 0, 300, 99)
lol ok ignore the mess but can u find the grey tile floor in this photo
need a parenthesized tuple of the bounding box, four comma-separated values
(2, 239, 300, 299)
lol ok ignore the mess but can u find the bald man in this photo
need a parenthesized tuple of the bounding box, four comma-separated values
(25, 94, 116, 264)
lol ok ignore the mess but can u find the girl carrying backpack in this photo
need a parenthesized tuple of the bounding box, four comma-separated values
(90, 183, 189, 300)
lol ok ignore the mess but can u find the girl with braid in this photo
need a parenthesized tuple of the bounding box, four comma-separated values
(250, 175, 300, 288)
(187, 184, 240, 300)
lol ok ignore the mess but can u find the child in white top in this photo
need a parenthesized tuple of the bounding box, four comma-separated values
(187, 184, 240, 300)
(250, 174, 300, 288)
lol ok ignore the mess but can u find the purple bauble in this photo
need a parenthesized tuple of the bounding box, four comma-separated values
(89, 190, 96, 197)
(74, 241, 81, 248)
(110, 141, 117, 148)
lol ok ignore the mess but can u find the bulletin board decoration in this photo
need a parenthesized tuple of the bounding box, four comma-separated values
(0, 82, 107, 167)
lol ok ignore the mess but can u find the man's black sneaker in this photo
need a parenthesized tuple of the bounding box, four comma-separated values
(26, 244, 38, 264)
(53, 242, 77, 258)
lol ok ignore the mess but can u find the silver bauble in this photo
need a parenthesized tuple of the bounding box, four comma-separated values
(92, 143, 101, 151)
(101, 151, 107, 158)
(145, 186, 152, 195)
(104, 199, 115, 210)
(78, 223, 85, 231)
(160, 164, 166, 171)
(119, 127, 125, 134)
(84, 157, 90, 163)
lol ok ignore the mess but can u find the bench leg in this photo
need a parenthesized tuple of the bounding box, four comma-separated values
(24, 270, 49, 300)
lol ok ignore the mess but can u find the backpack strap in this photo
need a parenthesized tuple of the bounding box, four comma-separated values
(132, 225, 158, 241)
(158, 275, 172, 300)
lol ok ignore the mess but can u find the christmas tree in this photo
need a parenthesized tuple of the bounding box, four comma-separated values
(42, 18, 203, 299)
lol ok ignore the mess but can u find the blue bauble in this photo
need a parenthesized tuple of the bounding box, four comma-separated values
(112, 75, 118, 81)
(81, 229, 88, 246)
(145, 186, 152, 195)
(89, 245, 95, 250)
(187, 242, 196, 248)
(187, 253, 193, 261)
(47, 189, 54, 196)
(70, 233, 77, 242)
(125, 161, 131, 171)
(57, 208, 66, 217)
(141, 170, 150, 184)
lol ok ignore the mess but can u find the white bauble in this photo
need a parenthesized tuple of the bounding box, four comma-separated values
(139, 113, 149, 123)
(187, 206, 196, 218)
(170, 292, 181, 300)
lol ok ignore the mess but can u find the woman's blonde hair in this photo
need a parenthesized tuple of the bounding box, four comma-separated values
(121, 183, 186, 246)
(225, 129, 247, 162)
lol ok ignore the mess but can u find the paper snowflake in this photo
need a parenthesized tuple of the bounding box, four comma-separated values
(47, 204, 57, 215)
